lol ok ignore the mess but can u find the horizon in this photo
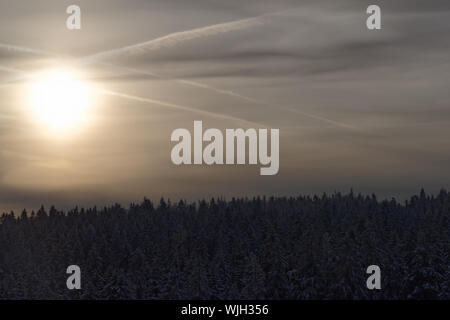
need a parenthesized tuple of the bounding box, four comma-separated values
(3, 187, 447, 215)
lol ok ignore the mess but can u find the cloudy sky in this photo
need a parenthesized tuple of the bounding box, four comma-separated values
(0, 0, 449, 211)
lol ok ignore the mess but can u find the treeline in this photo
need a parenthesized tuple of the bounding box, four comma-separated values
(0, 190, 449, 299)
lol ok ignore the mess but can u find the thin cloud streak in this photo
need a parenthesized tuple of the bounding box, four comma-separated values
(79, 11, 282, 64)
(99, 89, 265, 127)
(0, 21, 354, 131)
(0, 65, 30, 76)
(0, 43, 353, 129)
(0, 64, 262, 127)
(0, 43, 59, 58)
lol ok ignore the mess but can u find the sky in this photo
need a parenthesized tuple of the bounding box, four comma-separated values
(0, 0, 449, 212)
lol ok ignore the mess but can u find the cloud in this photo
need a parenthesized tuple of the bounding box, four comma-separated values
(128, 8, 450, 79)
(1, 0, 450, 209)
(79, 11, 283, 64)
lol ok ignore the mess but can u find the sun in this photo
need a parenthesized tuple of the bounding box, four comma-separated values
(28, 68, 95, 133)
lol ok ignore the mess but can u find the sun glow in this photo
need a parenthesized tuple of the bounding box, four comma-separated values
(28, 68, 95, 134)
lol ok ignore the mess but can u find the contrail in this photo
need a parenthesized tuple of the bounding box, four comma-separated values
(284, 107, 355, 129)
(0, 10, 276, 120)
(0, 44, 67, 88)
(0, 11, 278, 94)
(99, 89, 264, 127)
(0, 65, 30, 76)
(0, 64, 262, 126)
(0, 11, 279, 67)
(79, 12, 280, 64)
(0, 11, 353, 129)
(0, 65, 24, 74)
(0, 43, 260, 104)
(0, 43, 59, 58)
(100, 63, 261, 104)
(0, 64, 36, 90)
(0, 47, 353, 129)
(0, 42, 353, 129)
(103, 64, 354, 129)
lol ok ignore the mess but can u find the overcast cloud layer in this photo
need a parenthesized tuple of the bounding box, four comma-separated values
(0, 0, 449, 211)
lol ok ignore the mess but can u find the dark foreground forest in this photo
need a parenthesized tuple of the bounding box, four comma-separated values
(0, 190, 449, 299)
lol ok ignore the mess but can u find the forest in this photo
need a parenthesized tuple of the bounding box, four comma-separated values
(0, 189, 448, 299)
